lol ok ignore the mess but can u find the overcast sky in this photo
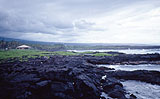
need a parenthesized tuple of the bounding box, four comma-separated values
(0, 0, 160, 44)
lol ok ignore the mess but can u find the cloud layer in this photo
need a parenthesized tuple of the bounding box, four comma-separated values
(0, 0, 160, 44)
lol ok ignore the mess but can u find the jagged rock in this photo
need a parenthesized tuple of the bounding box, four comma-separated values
(108, 70, 160, 85)
(75, 74, 100, 99)
(0, 54, 160, 98)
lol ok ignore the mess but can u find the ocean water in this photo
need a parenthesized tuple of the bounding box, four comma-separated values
(98, 64, 160, 71)
(68, 49, 160, 54)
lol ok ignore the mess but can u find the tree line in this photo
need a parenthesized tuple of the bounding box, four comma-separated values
(0, 40, 21, 49)
(0, 40, 66, 51)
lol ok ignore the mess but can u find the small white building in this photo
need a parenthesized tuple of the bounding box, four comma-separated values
(16, 45, 31, 49)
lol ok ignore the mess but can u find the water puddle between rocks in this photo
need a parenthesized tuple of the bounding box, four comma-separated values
(122, 80, 160, 99)
(101, 80, 160, 99)
(99, 64, 160, 99)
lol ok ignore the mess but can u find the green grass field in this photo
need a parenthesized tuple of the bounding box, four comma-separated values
(0, 50, 46, 60)
(0, 50, 78, 60)
(0, 49, 116, 61)
(92, 53, 114, 56)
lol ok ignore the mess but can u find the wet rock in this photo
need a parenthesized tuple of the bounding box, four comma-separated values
(100, 97, 106, 99)
(98, 66, 115, 71)
(103, 78, 123, 91)
(130, 94, 137, 99)
(108, 70, 160, 85)
(75, 74, 100, 99)
(101, 77, 126, 99)
(108, 90, 126, 99)
(86, 53, 160, 65)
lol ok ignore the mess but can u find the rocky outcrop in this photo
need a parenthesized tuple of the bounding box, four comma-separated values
(101, 77, 126, 99)
(86, 53, 160, 65)
(108, 70, 160, 85)
(0, 53, 160, 99)
(0, 56, 105, 99)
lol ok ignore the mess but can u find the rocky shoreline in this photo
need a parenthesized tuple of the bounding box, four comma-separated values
(0, 53, 160, 99)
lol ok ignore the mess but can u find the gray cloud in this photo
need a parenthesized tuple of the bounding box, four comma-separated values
(74, 20, 95, 29)
(0, 0, 160, 43)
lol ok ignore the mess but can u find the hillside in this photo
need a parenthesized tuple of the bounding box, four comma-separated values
(0, 36, 160, 51)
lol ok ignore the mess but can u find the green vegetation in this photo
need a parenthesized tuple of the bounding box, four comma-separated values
(79, 51, 93, 54)
(0, 40, 21, 49)
(0, 50, 47, 60)
(53, 51, 77, 56)
(1, 39, 160, 52)
(0, 50, 79, 61)
(92, 53, 113, 56)
(0, 40, 66, 51)
(30, 44, 66, 51)
(0, 50, 118, 62)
